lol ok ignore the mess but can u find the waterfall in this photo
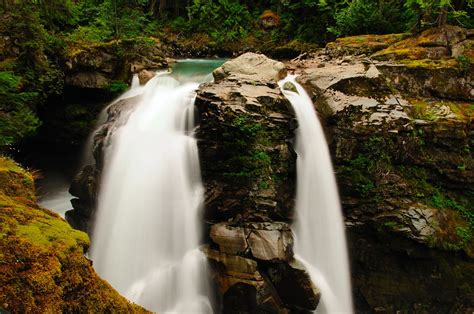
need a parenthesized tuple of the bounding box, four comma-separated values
(279, 75, 353, 313)
(90, 61, 222, 313)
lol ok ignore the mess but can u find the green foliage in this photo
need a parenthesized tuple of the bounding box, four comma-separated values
(404, 0, 474, 28)
(0, 72, 41, 148)
(108, 80, 128, 93)
(188, 0, 252, 43)
(232, 115, 263, 138)
(457, 54, 472, 72)
(456, 226, 472, 245)
(329, 0, 407, 36)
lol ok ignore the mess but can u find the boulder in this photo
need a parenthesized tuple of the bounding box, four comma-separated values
(138, 69, 154, 85)
(210, 222, 293, 261)
(264, 260, 321, 310)
(213, 52, 287, 82)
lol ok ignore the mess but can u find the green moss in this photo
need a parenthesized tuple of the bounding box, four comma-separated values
(327, 33, 408, 55)
(408, 98, 474, 121)
(0, 156, 150, 313)
(232, 115, 264, 138)
(400, 58, 458, 69)
(108, 80, 128, 94)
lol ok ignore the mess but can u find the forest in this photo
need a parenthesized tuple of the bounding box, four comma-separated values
(0, 0, 473, 149)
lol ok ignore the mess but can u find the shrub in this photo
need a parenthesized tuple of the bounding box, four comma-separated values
(329, 0, 406, 36)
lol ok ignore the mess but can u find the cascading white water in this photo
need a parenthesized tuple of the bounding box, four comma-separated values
(279, 75, 353, 313)
(90, 63, 220, 313)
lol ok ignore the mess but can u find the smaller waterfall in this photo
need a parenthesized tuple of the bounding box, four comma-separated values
(131, 73, 140, 89)
(279, 75, 353, 313)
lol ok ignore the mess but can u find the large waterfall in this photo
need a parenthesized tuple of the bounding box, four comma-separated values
(279, 75, 353, 313)
(90, 60, 223, 313)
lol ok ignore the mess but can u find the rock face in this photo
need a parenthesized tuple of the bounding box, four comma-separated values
(64, 39, 168, 90)
(288, 26, 473, 312)
(195, 53, 320, 312)
(0, 157, 149, 313)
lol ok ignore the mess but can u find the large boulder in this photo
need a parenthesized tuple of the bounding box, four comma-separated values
(370, 26, 474, 100)
(213, 52, 287, 82)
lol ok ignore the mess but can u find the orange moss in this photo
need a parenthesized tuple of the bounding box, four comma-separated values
(260, 10, 280, 27)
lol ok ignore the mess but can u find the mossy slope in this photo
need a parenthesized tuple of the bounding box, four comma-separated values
(0, 156, 149, 313)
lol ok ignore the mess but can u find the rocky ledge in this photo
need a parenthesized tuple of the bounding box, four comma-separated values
(0, 157, 149, 313)
(195, 53, 320, 312)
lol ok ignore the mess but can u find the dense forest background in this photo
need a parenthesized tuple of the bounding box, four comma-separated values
(0, 0, 473, 150)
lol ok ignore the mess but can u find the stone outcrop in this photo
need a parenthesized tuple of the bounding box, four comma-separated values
(0, 157, 149, 313)
(372, 25, 473, 101)
(212, 52, 287, 82)
(195, 52, 320, 312)
(64, 38, 168, 90)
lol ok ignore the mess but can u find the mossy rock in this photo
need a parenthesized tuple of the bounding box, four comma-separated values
(0, 156, 149, 313)
(326, 33, 409, 57)
(372, 26, 473, 69)
(407, 98, 474, 122)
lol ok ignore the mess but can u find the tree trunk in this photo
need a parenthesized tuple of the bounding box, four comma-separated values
(438, 7, 448, 27)
(149, 0, 158, 14)
(159, 0, 166, 17)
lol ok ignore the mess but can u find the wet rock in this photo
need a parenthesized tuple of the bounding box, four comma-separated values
(69, 164, 98, 206)
(210, 223, 248, 255)
(264, 259, 321, 310)
(138, 69, 154, 85)
(210, 222, 293, 261)
(203, 247, 286, 313)
(375, 204, 438, 244)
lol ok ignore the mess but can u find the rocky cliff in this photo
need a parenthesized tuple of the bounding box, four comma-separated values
(0, 156, 149, 313)
(67, 26, 473, 313)
(292, 25, 473, 313)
